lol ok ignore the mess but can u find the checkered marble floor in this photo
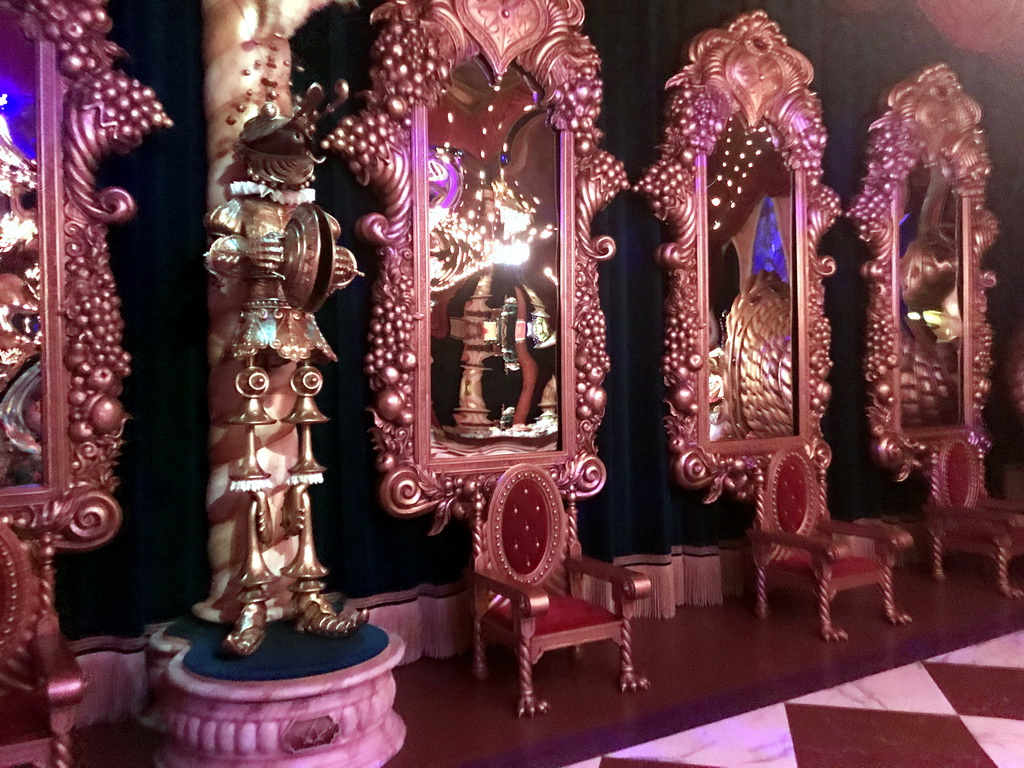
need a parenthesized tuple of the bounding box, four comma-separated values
(560, 630, 1024, 768)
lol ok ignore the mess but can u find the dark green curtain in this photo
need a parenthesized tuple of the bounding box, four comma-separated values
(57, 0, 1024, 638)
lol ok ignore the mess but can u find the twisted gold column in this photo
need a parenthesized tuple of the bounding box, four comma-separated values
(199, 0, 297, 625)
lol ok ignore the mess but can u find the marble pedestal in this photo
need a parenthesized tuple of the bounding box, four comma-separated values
(156, 632, 405, 768)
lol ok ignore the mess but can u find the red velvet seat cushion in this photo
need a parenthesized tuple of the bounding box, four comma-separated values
(486, 593, 617, 635)
(772, 550, 880, 579)
(0, 689, 49, 746)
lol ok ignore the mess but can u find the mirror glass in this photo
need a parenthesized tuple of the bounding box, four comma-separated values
(0, 9, 43, 487)
(898, 162, 963, 428)
(705, 116, 795, 442)
(426, 58, 560, 459)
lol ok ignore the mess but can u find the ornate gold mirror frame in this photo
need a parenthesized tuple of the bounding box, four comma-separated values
(849, 64, 996, 480)
(636, 11, 839, 502)
(325, 0, 627, 530)
(0, 1, 169, 560)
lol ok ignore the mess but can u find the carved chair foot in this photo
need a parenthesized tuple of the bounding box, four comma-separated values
(999, 584, 1024, 599)
(886, 610, 912, 626)
(755, 601, 768, 619)
(223, 601, 268, 656)
(620, 671, 650, 692)
(516, 693, 550, 717)
(821, 625, 848, 642)
(932, 568, 946, 582)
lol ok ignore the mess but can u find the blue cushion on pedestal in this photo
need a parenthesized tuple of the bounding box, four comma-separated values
(165, 615, 390, 682)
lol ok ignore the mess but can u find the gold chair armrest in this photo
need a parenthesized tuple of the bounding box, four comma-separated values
(748, 528, 839, 561)
(979, 498, 1024, 519)
(565, 556, 652, 600)
(471, 572, 549, 618)
(820, 519, 913, 550)
(31, 627, 84, 712)
(925, 503, 1024, 529)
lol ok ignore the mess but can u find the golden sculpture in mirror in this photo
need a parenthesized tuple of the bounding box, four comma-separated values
(850, 63, 996, 480)
(324, 0, 628, 531)
(0, 1, 169, 764)
(636, 11, 840, 503)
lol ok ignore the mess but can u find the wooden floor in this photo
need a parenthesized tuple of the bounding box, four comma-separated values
(390, 558, 1024, 768)
(73, 557, 1024, 768)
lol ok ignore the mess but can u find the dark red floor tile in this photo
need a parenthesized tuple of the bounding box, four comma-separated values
(924, 662, 1024, 720)
(74, 722, 160, 768)
(786, 703, 997, 768)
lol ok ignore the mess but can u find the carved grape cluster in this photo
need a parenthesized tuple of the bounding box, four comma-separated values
(663, 79, 727, 160)
(574, 299, 609, 428)
(848, 113, 917, 240)
(369, 6, 451, 125)
(364, 286, 418, 467)
(65, 222, 130, 460)
(547, 48, 602, 139)
(325, 110, 403, 188)
(17, 0, 117, 76)
(785, 102, 828, 173)
(636, 75, 727, 228)
(79, 69, 172, 152)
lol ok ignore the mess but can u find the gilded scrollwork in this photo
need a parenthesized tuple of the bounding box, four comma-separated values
(324, 0, 625, 528)
(849, 64, 995, 481)
(635, 11, 838, 502)
(0, 0, 170, 550)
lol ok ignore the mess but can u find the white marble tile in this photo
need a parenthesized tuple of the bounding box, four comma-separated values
(610, 703, 797, 768)
(557, 758, 602, 768)
(928, 631, 1024, 669)
(791, 661, 956, 715)
(960, 715, 1024, 768)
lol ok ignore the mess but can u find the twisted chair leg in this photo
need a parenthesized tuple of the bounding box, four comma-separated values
(755, 563, 768, 619)
(472, 614, 487, 680)
(53, 730, 73, 768)
(930, 530, 945, 582)
(817, 573, 847, 642)
(880, 565, 911, 625)
(618, 616, 649, 692)
(996, 541, 1024, 599)
(515, 628, 547, 717)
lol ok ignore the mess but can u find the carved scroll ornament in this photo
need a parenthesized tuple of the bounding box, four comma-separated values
(635, 11, 840, 503)
(0, 0, 170, 551)
(323, 0, 627, 531)
(849, 64, 996, 481)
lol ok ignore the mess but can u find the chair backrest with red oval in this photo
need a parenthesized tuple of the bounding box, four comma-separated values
(756, 448, 825, 535)
(483, 464, 566, 589)
(932, 437, 984, 509)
